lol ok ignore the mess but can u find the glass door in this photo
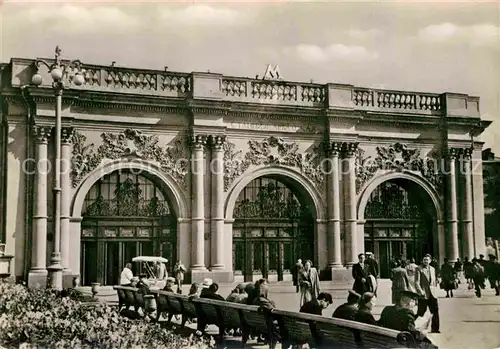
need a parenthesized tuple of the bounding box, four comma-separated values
(105, 242, 120, 285)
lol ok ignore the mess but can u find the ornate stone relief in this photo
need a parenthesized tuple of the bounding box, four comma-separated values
(223, 136, 324, 191)
(71, 129, 190, 190)
(355, 142, 443, 194)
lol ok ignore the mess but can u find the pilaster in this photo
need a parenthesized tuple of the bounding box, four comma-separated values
(342, 142, 359, 266)
(190, 134, 207, 271)
(327, 142, 342, 268)
(459, 148, 475, 259)
(28, 125, 51, 288)
(209, 135, 226, 269)
(445, 148, 459, 262)
(60, 127, 74, 288)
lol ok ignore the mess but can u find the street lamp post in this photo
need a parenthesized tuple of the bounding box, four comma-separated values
(31, 46, 85, 290)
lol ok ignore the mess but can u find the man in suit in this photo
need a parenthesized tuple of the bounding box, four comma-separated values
(415, 254, 440, 333)
(352, 253, 371, 295)
(379, 290, 437, 348)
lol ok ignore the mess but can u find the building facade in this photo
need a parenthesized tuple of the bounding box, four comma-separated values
(0, 57, 491, 286)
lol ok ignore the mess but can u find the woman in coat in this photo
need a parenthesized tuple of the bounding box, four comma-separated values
(441, 258, 457, 298)
(391, 259, 411, 304)
(298, 260, 321, 307)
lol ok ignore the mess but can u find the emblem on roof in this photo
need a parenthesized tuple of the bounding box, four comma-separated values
(262, 64, 282, 81)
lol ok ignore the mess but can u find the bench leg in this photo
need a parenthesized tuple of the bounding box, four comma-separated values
(167, 313, 174, 324)
(217, 325, 225, 345)
(181, 315, 187, 328)
(241, 329, 250, 347)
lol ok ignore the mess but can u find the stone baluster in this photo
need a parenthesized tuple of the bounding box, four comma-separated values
(28, 126, 52, 287)
(60, 127, 73, 277)
(446, 148, 459, 262)
(210, 135, 226, 270)
(327, 142, 342, 268)
(343, 142, 359, 265)
(191, 134, 207, 270)
(461, 148, 475, 259)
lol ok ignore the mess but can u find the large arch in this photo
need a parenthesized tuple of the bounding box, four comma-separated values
(225, 165, 326, 221)
(357, 170, 443, 222)
(357, 170, 445, 270)
(72, 159, 189, 219)
(224, 166, 327, 282)
(71, 159, 190, 286)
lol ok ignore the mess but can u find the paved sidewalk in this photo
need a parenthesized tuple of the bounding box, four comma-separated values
(95, 280, 500, 349)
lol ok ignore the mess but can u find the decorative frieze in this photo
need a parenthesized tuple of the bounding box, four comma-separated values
(355, 142, 443, 194)
(71, 129, 190, 190)
(223, 136, 324, 191)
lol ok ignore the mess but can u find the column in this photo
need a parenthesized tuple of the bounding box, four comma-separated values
(210, 135, 225, 270)
(191, 134, 207, 270)
(461, 148, 475, 259)
(60, 127, 73, 274)
(343, 142, 358, 265)
(28, 126, 51, 286)
(327, 142, 342, 267)
(446, 148, 459, 262)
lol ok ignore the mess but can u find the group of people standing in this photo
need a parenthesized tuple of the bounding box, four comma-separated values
(291, 259, 321, 306)
(119, 260, 187, 293)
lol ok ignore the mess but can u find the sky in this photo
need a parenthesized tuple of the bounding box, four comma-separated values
(1, 0, 499, 153)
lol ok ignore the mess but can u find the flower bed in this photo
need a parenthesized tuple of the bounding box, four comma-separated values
(0, 281, 213, 349)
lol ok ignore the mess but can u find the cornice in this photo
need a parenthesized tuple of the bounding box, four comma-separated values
(74, 99, 188, 114)
(63, 120, 188, 134)
(225, 129, 323, 142)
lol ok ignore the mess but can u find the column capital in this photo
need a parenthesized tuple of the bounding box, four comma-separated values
(191, 134, 208, 151)
(209, 135, 227, 151)
(328, 141, 343, 156)
(459, 147, 473, 160)
(445, 147, 460, 160)
(61, 127, 74, 145)
(341, 142, 359, 157)
(33, 125, 52, 144)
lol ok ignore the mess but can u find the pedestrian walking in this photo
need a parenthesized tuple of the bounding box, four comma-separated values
(485, 255, 500, 296)
(472, 258, 486, 298)
(391, 259, 411, 304)
(173, 260, 186, 294)
(298, 259, 320, 307)
(292, 259, 303, 293)
(415, 254, 440, 333)
(352, 253, 371, 295)
(454, 257, 463, 284)
(406, 258, 418, 292)
(440, 258, 457, 298)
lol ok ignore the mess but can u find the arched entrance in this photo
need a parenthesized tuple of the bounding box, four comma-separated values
(232, 176, 315, 282)
(80, 169, 177, 286)
(362, 178, 437, 278)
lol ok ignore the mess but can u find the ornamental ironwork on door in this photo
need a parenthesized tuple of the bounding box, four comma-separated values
(364, 179, 436, 278)
(233, 177, 314, 282)
(80, 170, 176, 286)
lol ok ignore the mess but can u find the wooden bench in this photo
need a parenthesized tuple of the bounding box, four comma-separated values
(272, 310, 417, 349)
(191, 297, 276, 346)
(116, 288, 427, 349)
(151, 290, 198, 327)
(113, 286, 139, 312)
